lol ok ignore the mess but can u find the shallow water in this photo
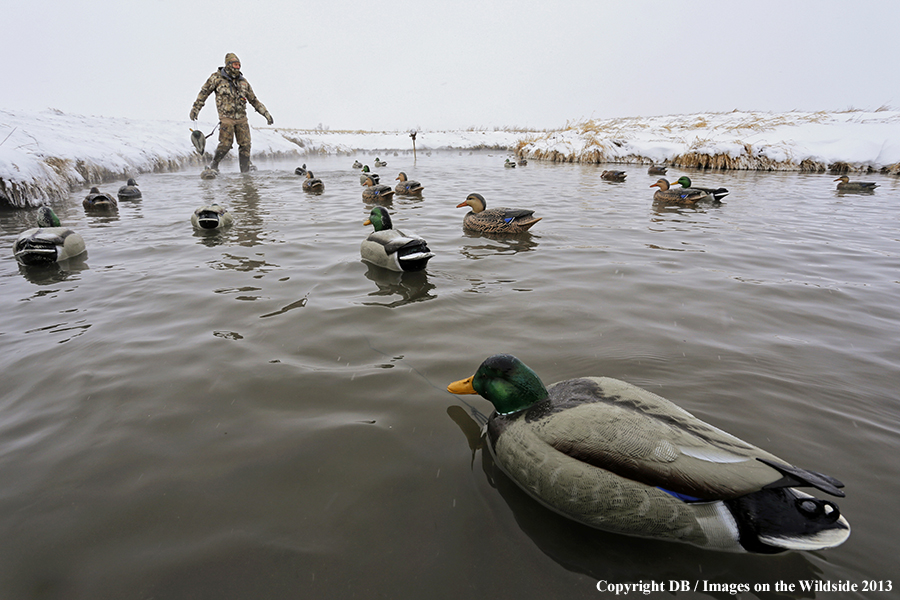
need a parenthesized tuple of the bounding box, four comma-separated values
(1, 153, 898, 599)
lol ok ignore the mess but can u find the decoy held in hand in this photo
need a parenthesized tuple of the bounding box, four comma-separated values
(360, 165, 380, 185)
(302, 171, 325, 193)
(83, 187, 118, 211)
(834, 176, 877, 192)
(456, 193, 541, 234)
(361, 206, 434, 272)
(395, 172, 424, 195)
(295, 163, 307, 176)
(673, 176, 729, 202)
(13, 207, 86, 265)
(448, 354, 850, 554)
(362, 175, 395, 202)
(117, 178, 142, 200)
(601, 170, 627, 181)
(650, 178, 709, 205)
(191, 204, 233, 230)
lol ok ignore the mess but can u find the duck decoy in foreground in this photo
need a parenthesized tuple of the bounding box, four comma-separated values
(295, 163, 307, 176)
(456, 193, 541, 234)
(361, 206, 434, 272)
(302, 171, 325, 193)
(362, 175, 395, 202)
(673, 176, 729, 202)
(83, 187, 118, 211)
(448, 354, 850, 553)
(834, 176, 877, 192)
(504, 158, 516, 168)
(13, 207, 86, 265)
(601, 170, 627, 181)
(648, 165, 668, 175)
(360, 165, 380, 185)
(191, 204, 233, 230)
(650, 179, 710, 206)
(395, 172, 424, 195)
(117, 178, 142, 200)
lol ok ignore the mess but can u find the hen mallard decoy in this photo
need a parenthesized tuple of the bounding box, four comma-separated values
(302, 171, 325, 193)
(448, 354, 850, 553)
(517, 157, 528, 166)
(648, 165, 668, 175)
(117, 178, 142, 200)
(191, 204, 233, 230)
(13, 206, 86, 265)
(352, 160, 363, 169)
(601, 170, 627, 181)
(673, 176, 729, 202)
(834, 175, 877, 192)
(456, 193, 541, 233)
(395, 172, 424, 195)
(83, 187, 118, 211)
(360, 165, 380, 185)
(361, 206, 434, 272)
(650, 178, 709, 205)
(295, 163, 307, 176)
(374, 158, 387, 167)
(362, 175, 395, 202)
(504, 158, 516, 168)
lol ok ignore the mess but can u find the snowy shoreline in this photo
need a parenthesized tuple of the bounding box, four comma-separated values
(3, 107, 899, 208)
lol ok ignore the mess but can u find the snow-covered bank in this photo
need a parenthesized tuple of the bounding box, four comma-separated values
(515, 110, 900, 174)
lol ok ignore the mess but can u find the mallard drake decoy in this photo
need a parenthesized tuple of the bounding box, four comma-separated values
(295, 163, 307, 176)
(362, 175, 395, 202)
(360, 165, 380, 185)
(200, 167, 218, 180)
(361, 206, 434, 272)
(191, 204, 233, 230)
(650, 178, 709, 205)
(83, 187, 117, 211)
(13, 206, 86, 265)
(834, 175, 877, 192)
(395, 172, 424, 195)
(448, 354, 850, 553)
(117, 178, 142, 200)
(302, 170, 325, 193)
(504, 158, 516, 168)
(674, 176, 729, 202)
(352, 160, 363, 169)
(374, 157, 387, 167)
(601, 170, 627, 181)
(456, 193, 541, 234)
(648, 165, 668, 175)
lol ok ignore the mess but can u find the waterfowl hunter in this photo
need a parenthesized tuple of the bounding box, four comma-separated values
(673, 176, 729, 202)
(456, 193, 541, 234)
(361, 206, 433, 272)
(833, 176, 878, 192)
(448, 354, 851, 554)
(13, 207, 86, 265)
(395, 172, 424, 195)
(650, 179, 709, 205)
(302, 171, 325, 193)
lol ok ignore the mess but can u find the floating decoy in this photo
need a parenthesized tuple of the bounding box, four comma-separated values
(673, 176, 729, 202)
(295, 163, 307, 176)
(360, 165, 380, 185)
(302, 170, 325, 193)
(504, 158, 516, 168)
(83, 187, 117, 211)
(362, 175, 395, 202)
(360, 206, 434, 272)
(117, 178, 142, 200)
(448, 354, 851, 553)
(352, 160, 363, 169)
(374, 157, 387, 167)
(456, 193, 541, 234)
(648, 165, 668, 175)
(834, 176, 878, 192)
(601, 170, 627, 181)
(191, 204, 233, 230)
(395, 172, 424, 195)
(200, 167, 218, 180)
(13, 206, 86, 265)
(517, 157, 528, 166)
(650, 179, 709, 205)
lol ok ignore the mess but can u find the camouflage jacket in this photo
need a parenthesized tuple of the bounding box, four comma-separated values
(191, 67, 269, 121)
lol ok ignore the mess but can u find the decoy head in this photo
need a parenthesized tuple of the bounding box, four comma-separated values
(126, 178, 138, 186)
(36, 206, 61, 228)
(89, 187, 100, 194)
(306, 171, 315, 179)
(364, 206, 393, 231)
(456, 193, 487, 213)
(363, 175, 377, 186)
(650, 179, 670, 191)
(448, 354, 550, 415)
(833, 176, 850, 183)
(674, 176, 692, 188)
(396, 172, 408, 181)
(362, 165, 370, 173)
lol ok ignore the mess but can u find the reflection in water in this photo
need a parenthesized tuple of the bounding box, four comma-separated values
(446, 405, 825, 600)
(361, 263, 436, 307)
(225, 176, 265, 248)
(16, 255, 89, 285)
(458, 230, 539, 260)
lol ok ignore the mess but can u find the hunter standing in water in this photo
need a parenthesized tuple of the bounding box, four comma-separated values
(190, 53, 273, 173)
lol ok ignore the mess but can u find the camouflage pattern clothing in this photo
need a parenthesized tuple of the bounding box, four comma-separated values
(190, 53, 273, 170)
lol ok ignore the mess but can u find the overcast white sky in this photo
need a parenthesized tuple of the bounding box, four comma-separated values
(4, 0, 898, 131)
